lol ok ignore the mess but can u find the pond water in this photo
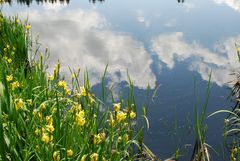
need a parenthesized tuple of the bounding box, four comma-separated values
(2, 0, 240, 160)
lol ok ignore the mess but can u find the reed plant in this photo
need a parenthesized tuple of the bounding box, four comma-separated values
(0, 12, 148, 161)
(0, 12, 31, 68)
(208, 77, 240, 161)
(208, 45, 240, 161)
(190, 74, 212, 161)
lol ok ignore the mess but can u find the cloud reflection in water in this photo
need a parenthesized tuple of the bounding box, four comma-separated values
(214, 0, 240, 12)
(14, 7, 240, 88)
(18, 9, 156, 88)
(151, 32, 240, 86)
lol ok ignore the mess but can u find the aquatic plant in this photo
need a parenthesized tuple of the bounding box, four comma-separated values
(208, 45, 240, 161)
(191, 74, 212, 161)
(0, 12, 31, 68)
(0, 12, 149, 161)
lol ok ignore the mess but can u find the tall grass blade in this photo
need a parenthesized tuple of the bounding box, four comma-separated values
(0, 83, 6, 161)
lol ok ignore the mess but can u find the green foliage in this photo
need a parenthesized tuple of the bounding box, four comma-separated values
(0, 12, 31, 69)
(191, 73, 212, 161)
(0, 13, 148, 161)
(208, 46, 240, 161)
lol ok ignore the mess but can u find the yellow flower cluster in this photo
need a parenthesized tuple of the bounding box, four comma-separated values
(117, 136, 122, 142)
(116, 111, 127, 122)
(6, 74, 13, 82)
(46, 115, 53, 125)
(90, 153, 99, 161)
(109, 103, 134, 125)
(46, 115, 54, 132)
(41, 132, 50, 144)
(237, 47, 240, 53)
(25, 24, 31, 30)
(40, 103, 46, 111)
(117, 134, 128, 143)
(11, 81, 20, 90)
(53, 151, 60, 161)
(58, 80, 70, 95)
(67, 149, 73, 157)
(130, 111, 136, 119)
(80, 86, 87, 97)
(74, 87, 88, 98)
(35, 128, 40, 136)
(93, 132, 105, 144)
(38, 112, 43, 122)
(81, 155, 87, 161)
(15, 18, 19, 24)
(75, 110, 86, 126)
(48, 75, 54, 81)
(3, 56, 12, 63)
(46, 124, 54, 133)
(40, 115, 54, 144)
(41, 131, 53, 144)
(71, 104, 82, 113)
(14, 98, 24, 110)
(124, 134, 129, 142)
(113, 103, 121, 112)
(27, 99, 32, 106)
(58, 80, 67, 89)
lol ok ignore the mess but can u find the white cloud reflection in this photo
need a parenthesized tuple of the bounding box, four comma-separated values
(214, 0, 240, 12)
(137, 10, 150, 27)
(8, 7, 240, 88)
(151, 32, 240, 86)
(17, 9, 156, 89)
(42, 2, 68, 12)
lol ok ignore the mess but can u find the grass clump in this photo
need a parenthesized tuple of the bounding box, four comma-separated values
(190, 74, 212, 161)
(0, 12, 148, 161)
(208, 45, 240, 161)
(0, 12, 31, 68)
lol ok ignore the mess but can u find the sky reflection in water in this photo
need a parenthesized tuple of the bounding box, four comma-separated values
(2, 0, 240, 160)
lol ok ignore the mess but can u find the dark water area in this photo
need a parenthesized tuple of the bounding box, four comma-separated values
(2, 0, 240, 160)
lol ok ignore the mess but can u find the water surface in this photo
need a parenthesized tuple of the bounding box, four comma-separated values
(2, 0, 240, 160)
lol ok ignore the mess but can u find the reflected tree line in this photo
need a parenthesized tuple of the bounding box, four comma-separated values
(3, 0, 70, 6)
(2, 0, 185, 5)
(2, 0, 106, 5)
(177, 0, 185, 3)
(89, 0, 104, 3)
